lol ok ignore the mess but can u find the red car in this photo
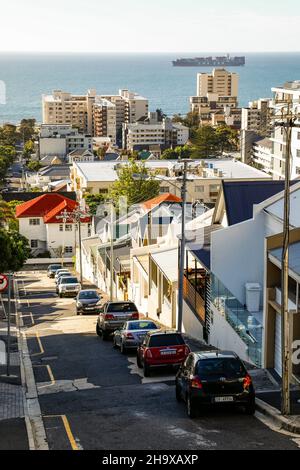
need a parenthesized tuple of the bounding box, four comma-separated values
(136, 330, 190, 377)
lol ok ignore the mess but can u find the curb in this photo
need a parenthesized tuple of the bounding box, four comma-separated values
(256, 397, 300, 435)
(15, 278, 49, 450)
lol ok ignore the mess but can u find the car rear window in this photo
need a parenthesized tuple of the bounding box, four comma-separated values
(62, 277, 79, 284)
(196, 358, 246, 378)
(128, 321, 157, 331)
(107, 303, 137, 313)
(149, 334, 185, 347)
(49, 265, 62, 270)
(79, 291, 99, 299)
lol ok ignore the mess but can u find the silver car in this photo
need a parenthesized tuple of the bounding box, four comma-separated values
(96, 301, 139, 340)
(58, 276, 81, 297)
(113, 320, 159, 354)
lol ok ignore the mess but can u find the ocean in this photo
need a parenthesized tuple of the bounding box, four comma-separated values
(1, 52, 300, 124)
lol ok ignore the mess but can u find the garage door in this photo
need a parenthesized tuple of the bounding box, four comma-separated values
(274, 312, 282, 376)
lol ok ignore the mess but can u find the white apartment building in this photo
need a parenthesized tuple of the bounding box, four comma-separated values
(39, 124, 93, 158)
(190, 69, 240, 127)
(241, 98, 272, 135)
(122, 115, 189, 151)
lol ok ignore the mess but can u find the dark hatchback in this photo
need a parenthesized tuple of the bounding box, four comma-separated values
(76, 290, 102, 315)
(175, 351, 255, 418)
(47, 264, 62, 278)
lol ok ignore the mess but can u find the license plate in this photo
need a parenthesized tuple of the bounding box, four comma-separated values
(160, 350, 176, 355)
(214, 396, 234, 403)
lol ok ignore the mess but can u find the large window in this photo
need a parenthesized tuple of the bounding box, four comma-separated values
(30, 240, 38, 248)
(64, 246, 73, 254)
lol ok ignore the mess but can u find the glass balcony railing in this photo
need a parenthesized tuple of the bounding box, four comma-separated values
(211, 274, 262, 367)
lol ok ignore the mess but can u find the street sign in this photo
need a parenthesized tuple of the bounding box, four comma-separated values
(0, 274, 8, 292)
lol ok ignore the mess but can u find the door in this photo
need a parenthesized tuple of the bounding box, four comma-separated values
(274, 312, 282, 376)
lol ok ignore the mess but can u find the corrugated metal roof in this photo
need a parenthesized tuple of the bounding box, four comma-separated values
(223, 180, 294, 226)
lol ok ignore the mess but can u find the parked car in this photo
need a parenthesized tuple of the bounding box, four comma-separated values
(47, 264, 63, 278)
(113, 320, 159, 354)
(96, 301, 139, 340)
(136, 330, 190, 377)
(175, 351, 256, 418)
(75, 290, 102, 315)
(58, 277, 81, 297)
(56, 274, 73, 292)
(55, 271, 72, 286)
(54, 269, 70, 281)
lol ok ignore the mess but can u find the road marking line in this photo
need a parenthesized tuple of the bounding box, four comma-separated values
(33, 364, 55, 385)
(44, 415, 79, 450)
(32, 332, 44, 356)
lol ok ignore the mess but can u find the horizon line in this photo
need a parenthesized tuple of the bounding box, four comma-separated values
(1, 50, 300, 54)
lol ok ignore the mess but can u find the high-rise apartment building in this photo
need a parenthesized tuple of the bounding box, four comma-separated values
(190, 69, 240, 127)
(42, 89, 149, 146)
(241, 98, 272, 135)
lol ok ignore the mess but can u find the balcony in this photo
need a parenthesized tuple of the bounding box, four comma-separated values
(211, 274, 263, 367)
(183, 270, 206, 325)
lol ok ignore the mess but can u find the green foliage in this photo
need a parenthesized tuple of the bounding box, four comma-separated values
(84, 192, 106, 215)
(0, 145, 16, 181)
(161, 145, 193, 160)
(27, 160, 41, 172)
(23, 140, 35, 158)
(109, 160, 160, 209)
(190, 124, 239, 158)
(19, 119, 36, 142)
(173, 111, 200, 130)
(0, 229, 31, 272)
(0, 124, 19, 146)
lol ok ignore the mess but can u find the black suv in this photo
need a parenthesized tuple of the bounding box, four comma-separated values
(175, 350, 255, 418)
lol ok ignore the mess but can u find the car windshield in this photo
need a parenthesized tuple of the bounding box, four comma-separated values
(128, 321, 157, 331)
(61, 277, 78, 284)
(149, 334, 185, 347)
(58, 274, 72, 281)
(49, 265, 62, 270)
(196, 358, 246, 378)
(79, 291, 99, 299)
(107, 303, 137, 313)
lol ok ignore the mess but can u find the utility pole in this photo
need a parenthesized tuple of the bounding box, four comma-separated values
(110, 202, 114, 301)
(177, 159, 189, 333)
(272, 97, 300, 416)
(6, 273, 12, 377)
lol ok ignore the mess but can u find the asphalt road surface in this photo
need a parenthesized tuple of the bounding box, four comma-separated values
(17, 271, 300, 450)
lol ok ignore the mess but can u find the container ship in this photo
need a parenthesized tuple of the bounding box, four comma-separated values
(172, 55, 245, 67)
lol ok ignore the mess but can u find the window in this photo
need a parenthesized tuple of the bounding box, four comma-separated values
(298, 132, 300, 140)
(30, 240, 38, 248)
(296, 167, 300, 175)
(64, 246, 73, 254)
(65, 224, 72, 232)
(297, 149, 300, 158)
(29, 219, 40, 226)
(195, 185, 204, 193)
(59, 224, 64, 231)
(210, 184, 219, 192)
(160, 187, 170, 193)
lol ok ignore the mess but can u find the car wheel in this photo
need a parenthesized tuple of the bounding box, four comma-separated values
(96, 324, 102, 337)
(59, 293, 63, 298)
(187, 394, 197, 419)
(244, 400, 256, 415)
(143, 362, 151, 377)
(175, 382, 182, 402)
(136, 353, 142, 369)
(120, 342, 127, 355)
(102, 331, 109, 341)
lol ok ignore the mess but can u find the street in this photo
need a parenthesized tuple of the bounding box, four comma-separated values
(16, 270, 300, 450)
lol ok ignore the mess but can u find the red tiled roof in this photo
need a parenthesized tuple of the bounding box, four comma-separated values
(142, 193, 182, 211)
(15, 193, 90, 224)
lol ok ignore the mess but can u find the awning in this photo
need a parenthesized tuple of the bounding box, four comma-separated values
(269, 242, 300, 281)
(151, 247, 178, 283)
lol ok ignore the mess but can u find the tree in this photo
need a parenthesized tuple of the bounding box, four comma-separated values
(215, 124, 239, 153)
(0, 124, 20, 146)
(0, 229, 30, 272)
(109, 160, 160, 209)
(173, 111, 200, 130)
(19, 119, 36, 143)
(23, 140, 35, 158)
(190, 125, 219, 158)
(27, 160, 41, 172)
(161, 148, 177, 160)
(0, 145, 16, 181)
(84, 192, 106, 215)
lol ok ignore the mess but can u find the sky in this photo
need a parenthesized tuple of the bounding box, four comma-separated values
(1, 0, 300, 53)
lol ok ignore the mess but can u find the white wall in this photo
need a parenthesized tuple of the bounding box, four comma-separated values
(211, 212, 266, 306)
(19, 218, 46, 243)
(39, 138, 66, 157)
(209, 303, 250, 363)
(182, 300, 204, 341)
